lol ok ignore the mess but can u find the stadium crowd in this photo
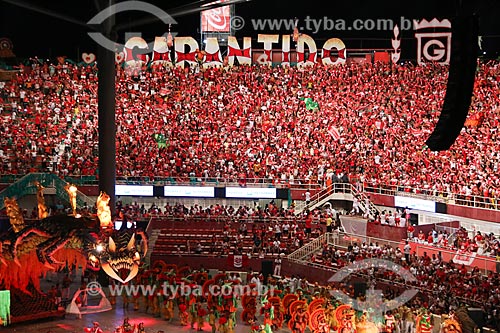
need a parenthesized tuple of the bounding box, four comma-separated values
(311, 237, 500, 319)
(1, 59, 499, 201)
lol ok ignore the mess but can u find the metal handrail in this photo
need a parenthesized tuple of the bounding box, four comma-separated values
(364, 184, 500, 211)
(287, 233, 329, 261)
(2, 173, 500, 213)
(295, 183, 352, 214)
(294, 183, 382, 218)
(0, 174, 321, 189)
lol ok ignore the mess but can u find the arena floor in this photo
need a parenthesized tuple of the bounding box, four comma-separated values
(3, 271, 287, 333)
(3, 306, 271, 333)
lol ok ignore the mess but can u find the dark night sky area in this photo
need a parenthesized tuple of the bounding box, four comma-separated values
(1, 0, 499, 59)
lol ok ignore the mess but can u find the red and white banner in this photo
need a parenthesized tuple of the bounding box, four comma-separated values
(201, 1, 231, 32)
(228, 254, 249, 268)
(401, 241, 497, 272)
(234, 255, 243, 268)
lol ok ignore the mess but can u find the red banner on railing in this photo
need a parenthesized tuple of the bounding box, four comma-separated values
(400, 241, 498, 272)
(227, 254, 249, 268)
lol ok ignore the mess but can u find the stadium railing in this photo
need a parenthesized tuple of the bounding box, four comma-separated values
(364, 183, 500, 211)
(0, 174, 319, 189)
(1, 173, 500, 212)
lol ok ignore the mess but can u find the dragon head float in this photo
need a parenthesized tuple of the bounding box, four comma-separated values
(93, 230, 148, 284)
(0, 195, 148, 293)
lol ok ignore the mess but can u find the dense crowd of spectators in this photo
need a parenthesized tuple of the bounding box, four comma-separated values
(311, 236, 500, 318)
(1, 59, 499, 200)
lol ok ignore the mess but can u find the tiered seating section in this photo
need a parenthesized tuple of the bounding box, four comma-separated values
(150, 218, 323, 258)
(2, 60, 500, 202)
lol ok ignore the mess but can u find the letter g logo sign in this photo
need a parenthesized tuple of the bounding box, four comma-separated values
(87, 1, 177, 53)
(328, 259, 418, 319)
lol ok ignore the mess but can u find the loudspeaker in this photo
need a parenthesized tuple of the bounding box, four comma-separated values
(467, 308, 486, 329)
(436, 202, 447, 214)
(425, 15, 479, 151)
(409, 213, 419, 225)
(353, 282, 367, 298)
(261, 260, 273, 284)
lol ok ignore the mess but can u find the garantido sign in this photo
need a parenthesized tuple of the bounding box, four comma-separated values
(123, 33, 347, 69)
(86, 1, 452, 69)
(122, 17, 451, 69)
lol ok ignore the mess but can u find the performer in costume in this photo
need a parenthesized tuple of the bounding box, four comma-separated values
(163, 293, 174, 322)
(263, 311, 273, 333)
(324, 302, 336, 330)
(208, 306, 218, 333)
(292, 305, 308, 333)
(400, 306, 416, 333)
(196, 300, 207, 331)
(122, 317, 133, 333)
(385, 311, 396, 333)
(219, 312, 229, 333)
(356, 311, 379, 333)
(85, 321, 103, 333)
(152, 290, 161, 317)
(179, 298, 189, 326)
(134, 322, 146, 333)
(189, 294, 198, 329)
(416, 309, 433, 333)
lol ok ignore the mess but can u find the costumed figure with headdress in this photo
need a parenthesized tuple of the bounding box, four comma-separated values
(122, 317, 134, 333)
(259, 296, 274, 333)
(400, 306, 416, 333)
(151, 284, 161, 317)
(64, 183, 78, 215)
(440, 313, 462, 333)
(416, 308, 433, 333)
(324, 301, 337, 331)
(139, 270, 150, 313)
(163, 290, 174, 322)
(385, 311, 397, 333)
(196, 299, 207, 331)
(335, 304, 356, 333)
(179, 297, 189, 326)
(189, 294, 198, 329)
(134, 322, 146, 333)
(222, 300, 237, 333)
(267, 295, 283, 330)
(291, 304, 308, 333)
(208, 306, 219, 333)
(34, 181, 49, 219)
(85, 321, 103, 333)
